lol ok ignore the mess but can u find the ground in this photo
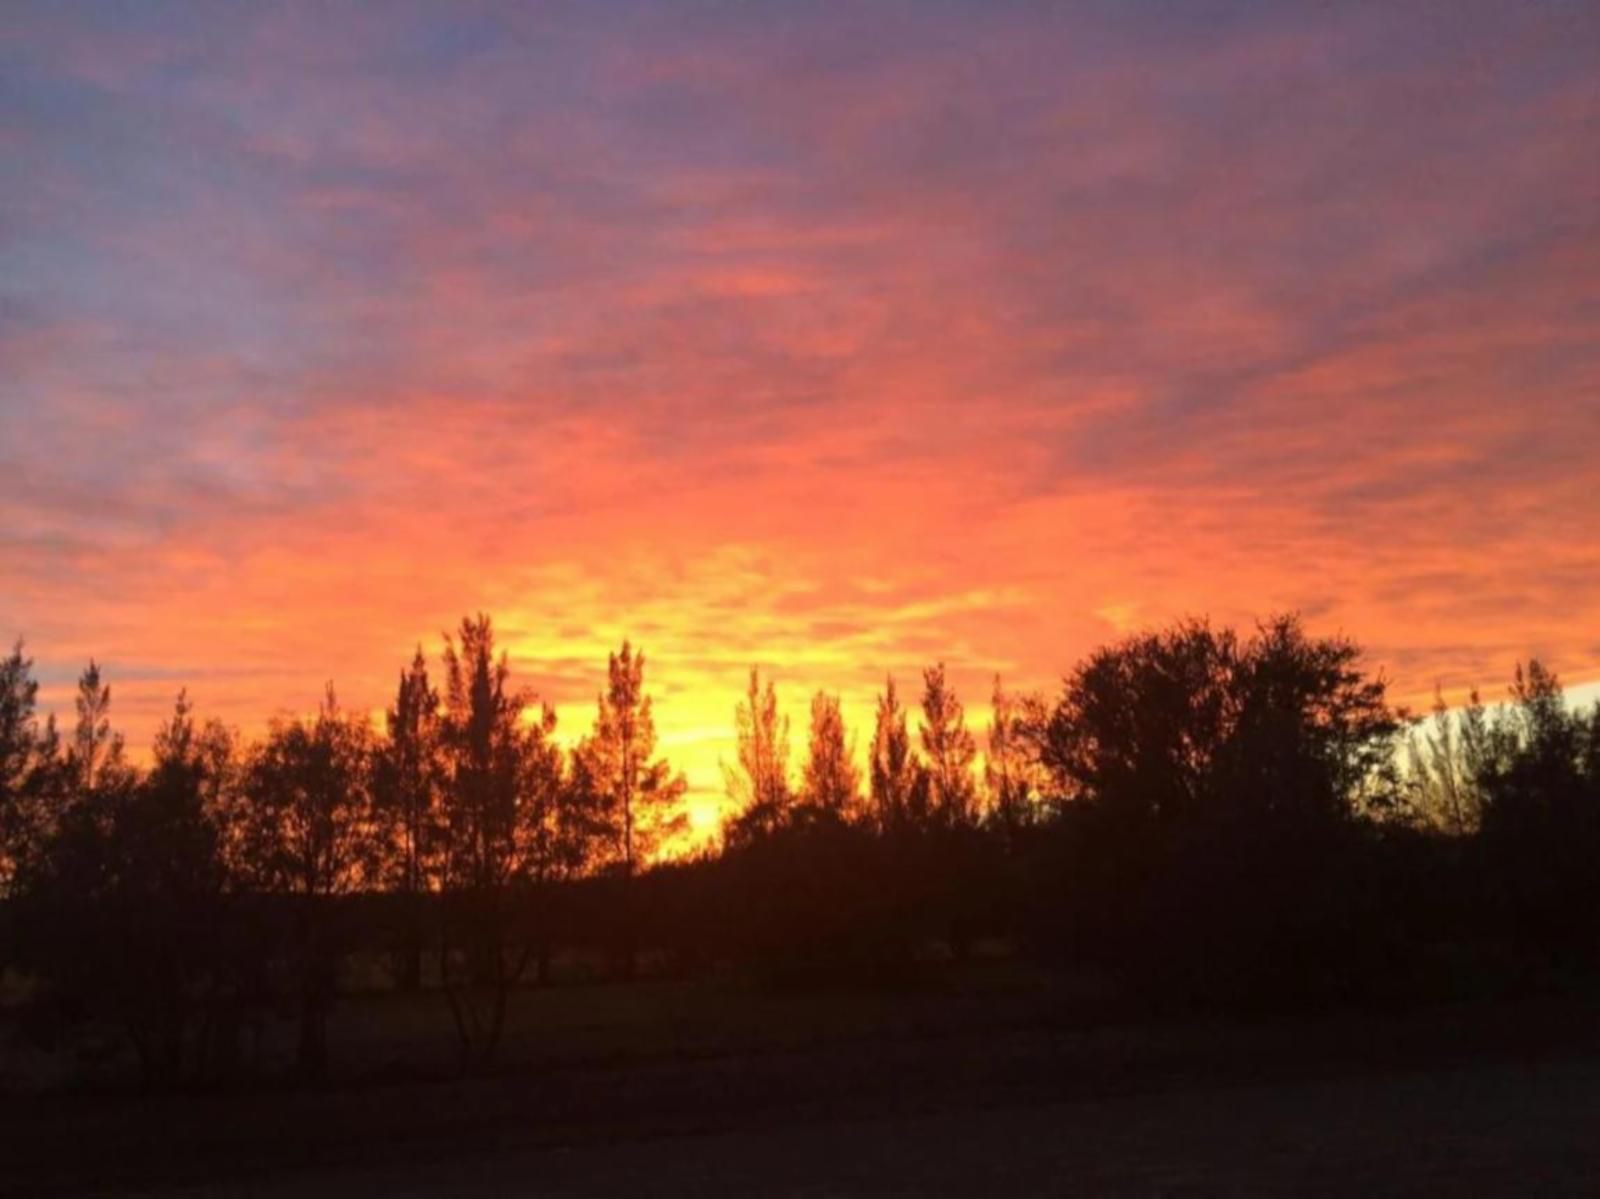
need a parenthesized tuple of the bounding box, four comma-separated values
(5, 972, 1600, 1195)
(203, 1056, 1600, 1197)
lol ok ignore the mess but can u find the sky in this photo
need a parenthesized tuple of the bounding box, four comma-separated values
(2, 1, 1597, 840)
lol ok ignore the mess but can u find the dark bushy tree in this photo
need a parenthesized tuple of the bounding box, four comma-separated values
(1472, 661, 1600, 967)
(1029, 616, 1405, 1000)
(22, 692, 237, 1085)
(1037, 616, 1401, 827)
(236, 687, 378, 1078)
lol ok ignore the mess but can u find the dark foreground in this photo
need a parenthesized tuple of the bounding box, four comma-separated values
(211, 1056, 1600, 1198)
(7, 991, 1600, 1196)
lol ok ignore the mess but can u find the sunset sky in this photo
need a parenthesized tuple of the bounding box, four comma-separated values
(3, 2, 1597, 839)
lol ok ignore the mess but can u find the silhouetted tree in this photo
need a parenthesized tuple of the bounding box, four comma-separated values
(23, 692, 236, 1085)
(573, 641, 685, 978)
(1472, 660, 1600, 966)
(984, 676, 1046, 841)
(574, 642, 687, 875)
(14, 609, 1600, 1086)
(801, 690, 860, 822)
(520, 713, 594, 986)
(724, 667, 792, 845)
(373, 648, 441, 990)
(18, 662, 138, 1005)
(919, 663, 978, 829)
(1217, 615, 1405, 824)
(67, 659, 124, 794)
(869, 676, 919, 832)
(235, 687, 378, 1078)
(1030, 616, 1404, 998)
(435, 615, 563, 1064)
(1037, 619, 1235, 821)
(1037, 616, 1401, 828)
(0, 641, 60, 896)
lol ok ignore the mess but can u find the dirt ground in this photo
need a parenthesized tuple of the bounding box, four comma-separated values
(6, 983, 1600, 1196)
(198, 1054, 1600, 1198)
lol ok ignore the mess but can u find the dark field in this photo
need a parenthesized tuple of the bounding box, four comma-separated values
(6, 970, 1600, 1196)
(211, 1056, 1600, 1198)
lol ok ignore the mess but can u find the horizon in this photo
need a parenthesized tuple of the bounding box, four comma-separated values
(13, 618, 1600, 845)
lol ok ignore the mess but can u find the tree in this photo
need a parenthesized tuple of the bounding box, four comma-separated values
(23, 692, 236, 1085)
(1038, 618, 1235, 823)
(67, 659, 125, 795)
(1029, 616, 1404, 998)
(919, 663, 978, 829)
(572, 641, 686, 979)
(1471, 660, 1600, 964)
(723, 667, 792, 844)
(801, 690, 860, 821)
(0, 641, 60, 895)
(373, 648, 441, 989)
(134, 692, 240, 1081)
(1458, 687, 1496, 796)
(869, 676, 919, 832)
(435, 614, 561, 1065)
(1405, 687, 1481, 835)
(985, 676, 1046, 840)
(236, 686, 378, 1077)
(574, 641, 686, 874)
(1037, 615, 1401, 828)
(1217, 615, 1404, 824)
(516, 700, 588, 988)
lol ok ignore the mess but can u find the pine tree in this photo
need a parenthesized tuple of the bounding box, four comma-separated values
(920, 663, 978, 828)
(802, 690, 860, 820)
(985, 676, 1044, 838)
(870, 675, 918, 832)
(724, 667, 791, 843)
(434, 614, 562, 1064)
(573, 641, 686, 980)
(0, 641, 60, 894)
(68, 659, 123, 794)
(374, 648, 441, 989)
(574, 641, 687, 875)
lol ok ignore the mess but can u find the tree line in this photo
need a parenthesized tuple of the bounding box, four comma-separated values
(1, 613, 1597, 1086)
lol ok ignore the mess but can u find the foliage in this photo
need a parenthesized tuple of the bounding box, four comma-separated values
(869, 675, 919, 833)
(801, 690, 861, 821)
(234, 687, 378, 1076)
(985, 676, 1047, 839)
(3, 612, 1598, 1088)
(918, 663, 978, 829)
(572, 641, 687, 875)
(433, 614, 564, 1064)
(723, 667, 792, 846)
(0, 641, 61, 896)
